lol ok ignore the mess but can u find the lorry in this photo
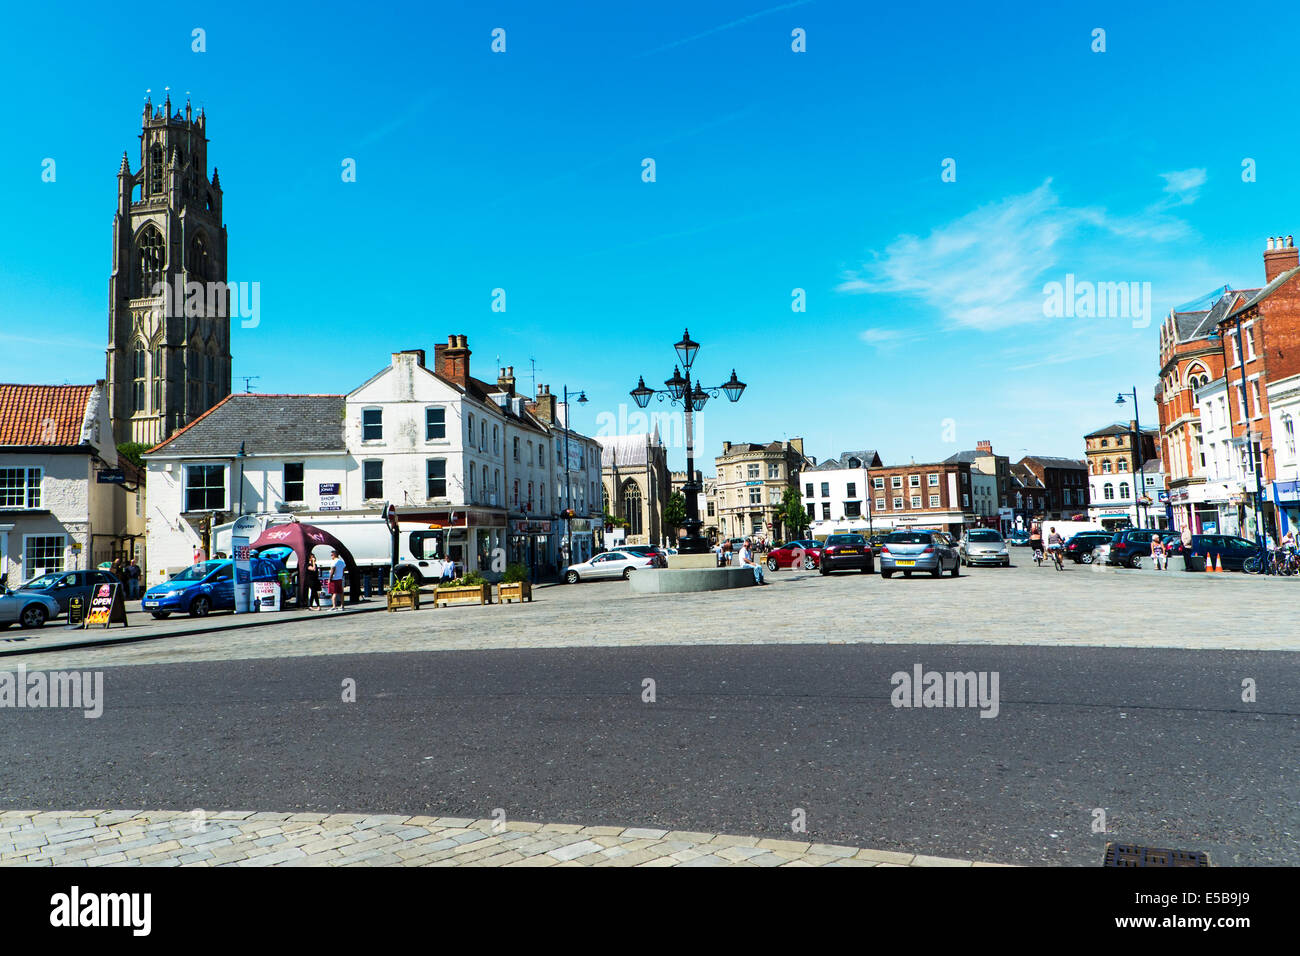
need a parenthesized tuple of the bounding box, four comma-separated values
(213, 513, 459, 584)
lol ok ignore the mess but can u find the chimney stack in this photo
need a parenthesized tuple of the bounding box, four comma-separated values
(496, 365, 516, 396)
(976, 440, 993, 454)
(391, 349, 425, 368)
(1264, 234, 1299, 283)
(532, 384, 558, 424)
(438, 334, 471, 387)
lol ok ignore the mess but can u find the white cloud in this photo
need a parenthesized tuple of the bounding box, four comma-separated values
(1159, 168, 1207, 206)
(837, 177, 1197, 331)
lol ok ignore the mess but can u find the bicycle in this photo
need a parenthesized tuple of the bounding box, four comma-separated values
(1242, 549, 1272, 574)
(1032, 544, 1044, 567)
(1050, 546, 1064, 571)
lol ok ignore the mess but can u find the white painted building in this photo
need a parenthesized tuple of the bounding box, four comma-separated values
(1087, 460, 1167, 530)
(801, 449, 883, 537)
(143, 340, 603, 577)
(1266, 372, 1300, 534)
(970, 467, 998, 519)
(0, 382, 145, 586)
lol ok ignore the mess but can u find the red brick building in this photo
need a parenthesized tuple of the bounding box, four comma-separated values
(865, 460, 974, 534)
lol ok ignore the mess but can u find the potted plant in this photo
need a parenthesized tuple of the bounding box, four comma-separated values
(497, 563, 533, 604)
(386, 573, 420, 611)
(434, 570, 491, 607)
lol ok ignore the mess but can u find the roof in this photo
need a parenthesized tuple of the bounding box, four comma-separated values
(807, 449, 882, 471)
(1085, 422, 1158, 438)
(1020, 455, 1088, 470)
(1171, 288, 1255, 342)
(145, 394, 345, 457)
(597, 430, 664, 468)
(942, 448, 1003, 464)
(1227, 264, 1300, 320)
(1009, 464, 1045, 488)
(0, 384, 95, 446)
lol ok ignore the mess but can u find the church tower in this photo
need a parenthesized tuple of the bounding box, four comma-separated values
(107, 93, 231, 446)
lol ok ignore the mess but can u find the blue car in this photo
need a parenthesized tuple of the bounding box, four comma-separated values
(141, 557, 283, 619)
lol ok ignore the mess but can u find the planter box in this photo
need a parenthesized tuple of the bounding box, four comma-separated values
(387, 589, 420, 612)
(434, 583, 491, 607)
(498, 580, 532, 604)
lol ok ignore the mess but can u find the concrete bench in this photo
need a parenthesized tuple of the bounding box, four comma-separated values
(628, 567, 758, 594)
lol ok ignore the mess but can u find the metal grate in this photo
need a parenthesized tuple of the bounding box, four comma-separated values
(1103, 843, 1209, 867)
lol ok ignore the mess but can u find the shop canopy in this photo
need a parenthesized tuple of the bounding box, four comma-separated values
(250, 521, 360, 606)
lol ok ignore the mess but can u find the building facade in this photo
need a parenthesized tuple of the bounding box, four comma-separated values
(861, 460, 974, 535)
(1084, 421, 1159, 529)
(801, 449, 883, 537)
(1017, 456, 1089, 520)
(107, 97, 231, 447)
(944, 441, 1011, 531)
(713, 439, 808, 541)
(1, 383, 144, 585)
(598, 429, 670, 548)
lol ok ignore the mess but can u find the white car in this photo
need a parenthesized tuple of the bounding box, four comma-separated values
(0, 585, 61, 630)
(564, 550, 654, 583)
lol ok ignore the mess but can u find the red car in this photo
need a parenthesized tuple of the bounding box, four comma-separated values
(765, 539, 824, 571)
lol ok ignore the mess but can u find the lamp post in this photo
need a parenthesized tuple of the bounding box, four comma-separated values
(631, 329, 746, 554)
(1114, 389, 1148, 529)
(1210, 321, 1267, 545)
(237, 441, 247, 517)
(560, 385, 588, 568)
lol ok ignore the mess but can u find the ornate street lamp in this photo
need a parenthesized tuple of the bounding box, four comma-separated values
(629, 329, 746, 554)
(1115, 388, 1149, 530)
(562, 386, 588, 569)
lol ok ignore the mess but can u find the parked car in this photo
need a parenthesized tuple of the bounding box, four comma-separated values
(1105, 529, 1166, 568)
(1006, 530, 1031, 547)
(879, 530, 960, 578)
(141, 557, 284, 618)
(620, 545, 668, 568)
(1064, 532, 1114, 564)
(958, 529, 1010, 567)
(564, 550, 655, 583)
(0, 584, 60, 630)
(12, 569, 122, 613)
(1187, 534, 1258, 571)
(819, 534, 874, 574)
(766, 539, 824, 571)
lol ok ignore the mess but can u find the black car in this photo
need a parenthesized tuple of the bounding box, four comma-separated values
(819, 534, 874, 574)
(1105, 529, 1164, 568)
(1188, 534, 1257, 571)
(1064, 532, 1113, 564)
(14, 569, 121, 613)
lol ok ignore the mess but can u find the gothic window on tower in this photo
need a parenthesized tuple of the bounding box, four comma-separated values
(132, 345, 147, 412)
(136, 226, 165, 297)
(188, 350, 202, 413)
(152, 348, 163, 411)
(189, 233, 209, 282)
(206, 354, 217, 406)
(149, 145, 164, 195)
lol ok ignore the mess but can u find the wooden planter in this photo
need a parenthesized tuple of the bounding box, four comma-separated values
(433, 583, 491, 607)
(387, 589, 420, 612)
(497, 580, 532, 604)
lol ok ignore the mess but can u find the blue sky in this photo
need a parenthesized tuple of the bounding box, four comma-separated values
(4, 0, 1298, 473)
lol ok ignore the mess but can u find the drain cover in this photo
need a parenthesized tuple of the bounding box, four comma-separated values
(1103, 843, 1209, 867)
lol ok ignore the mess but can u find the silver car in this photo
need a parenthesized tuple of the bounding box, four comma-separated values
(959, 529, 1010, 567)
(564, 550, 654, 583)
(0, 584, 61, 629)
(880, 530, 960, 578)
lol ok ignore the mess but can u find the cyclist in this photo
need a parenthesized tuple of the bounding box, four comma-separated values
(1029, 522, 1044, 566)
(1047, 527, 1065, 570)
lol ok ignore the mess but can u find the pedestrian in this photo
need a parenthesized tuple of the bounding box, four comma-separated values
(305, 553, 322, 610)
(737, 537, 766, 585)
(127, 557, 141, 599)
(1181, 524, 1193, 552)
(1151, 535, 1166, 571)
(328, 549, 346, 611)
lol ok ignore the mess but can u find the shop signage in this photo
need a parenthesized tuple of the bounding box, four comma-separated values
(1274, 480, 1300, 503)
(511, 520, 552, 534)
(95, 469, 126, 484)
(83, 582, 127, 628)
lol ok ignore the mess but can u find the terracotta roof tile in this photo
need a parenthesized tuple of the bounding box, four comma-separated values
(0, 384, 94, 446)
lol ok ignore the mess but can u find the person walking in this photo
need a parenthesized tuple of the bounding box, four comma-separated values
(305, 553, 323, 610)
(328, 549, 346, 611)
(1151, 535, 1166, 571)
(127, 557, 141, 599)
(738, 537, 766, 585)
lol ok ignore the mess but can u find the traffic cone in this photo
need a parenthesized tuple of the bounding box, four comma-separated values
(1211, 553, 1222, 573)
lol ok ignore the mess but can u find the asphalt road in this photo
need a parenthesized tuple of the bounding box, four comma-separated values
(2, 643, 1296, 865)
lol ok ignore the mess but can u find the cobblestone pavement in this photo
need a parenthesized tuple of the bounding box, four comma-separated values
(0, 810, 1004, 867)
(0, 556, 1294, 671)
(2, 559, 1296, 672)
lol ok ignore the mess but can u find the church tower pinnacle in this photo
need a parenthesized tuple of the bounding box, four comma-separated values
(107, 96, 230, 446)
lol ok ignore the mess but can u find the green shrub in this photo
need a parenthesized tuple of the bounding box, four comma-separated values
(391, 573, 418, 593)
(502, 563, 529, 584)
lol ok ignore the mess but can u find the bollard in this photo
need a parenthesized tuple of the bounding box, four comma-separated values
(364, 572, 372, 598)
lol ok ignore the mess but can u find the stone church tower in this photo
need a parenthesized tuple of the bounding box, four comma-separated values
(107, 94, 231, 446)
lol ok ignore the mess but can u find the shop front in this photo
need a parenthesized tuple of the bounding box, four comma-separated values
(1271, 480, 1300, 535)
(560, 518, 597, 566)
(509, 518, 554, 579)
